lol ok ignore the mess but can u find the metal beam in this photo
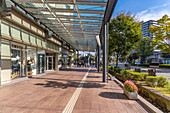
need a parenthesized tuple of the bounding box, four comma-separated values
(103, 0, 118, 22)
(35, 15, 103, 21)
(56, 32, 99, 35)
(41, 19, 101, 24)
(51, 27, 100, 31)
(48, 25, 101, 29)
(16, 0, 107, 6)
(25, 8, 105, 14)
(44, 21, 102, 25)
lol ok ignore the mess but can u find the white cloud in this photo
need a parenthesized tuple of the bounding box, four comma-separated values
(136, 4, 170, 22)
(149, 3, 169, 10)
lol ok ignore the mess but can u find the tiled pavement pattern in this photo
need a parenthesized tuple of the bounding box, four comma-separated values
(0, 67, 151, 113)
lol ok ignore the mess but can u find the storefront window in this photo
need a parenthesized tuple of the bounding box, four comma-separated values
(11, 49, 21, 75)
(27, 47, 36, 75)
(11, 45, 26, 79)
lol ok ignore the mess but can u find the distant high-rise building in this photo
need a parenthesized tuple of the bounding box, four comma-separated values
(141, 20, 157, 39)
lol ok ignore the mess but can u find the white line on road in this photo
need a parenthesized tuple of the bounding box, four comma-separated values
(62, 67, 91, 113)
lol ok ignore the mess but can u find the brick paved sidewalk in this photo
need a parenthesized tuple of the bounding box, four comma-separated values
(0, 67, 150, 113)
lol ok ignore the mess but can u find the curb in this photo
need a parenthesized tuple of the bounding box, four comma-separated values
(113, 77, 163, 113)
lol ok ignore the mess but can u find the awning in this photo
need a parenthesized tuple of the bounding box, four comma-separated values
(12, 0, 117, 51)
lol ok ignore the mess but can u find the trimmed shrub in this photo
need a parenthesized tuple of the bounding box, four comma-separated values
(129, 72, 148, 81)
(146, 76, 159, 87)
(157, 76, 169, 87)
(159, 64, 170, 68)
(114, 67, 121, 73)
(108, 66, 114, 70)
(138, 63, 150, 67)
(120, 69, 133, 77)
(130, 63, 137, 66)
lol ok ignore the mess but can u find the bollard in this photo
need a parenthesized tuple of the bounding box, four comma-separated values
(125, 64, 131, 70)
(135, 68, 141, 72)
(148, 69, 156, 76)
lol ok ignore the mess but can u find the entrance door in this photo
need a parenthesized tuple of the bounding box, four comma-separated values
(47, 56, 53, 70)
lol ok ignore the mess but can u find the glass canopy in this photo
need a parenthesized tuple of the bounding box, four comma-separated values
(14, 0, 107, 51)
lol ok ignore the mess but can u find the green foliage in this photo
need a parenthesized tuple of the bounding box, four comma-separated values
(108, 66, 115, 70)
(129, 72, 148, 81)
(146, 76, 159, 87)
(129, 63, 137, 66)
(157, 76, 169, 87)
(128, 52, 139, 63)
(120, 69, 133, 77)
(137, 37, 154, 64)
(159, 64, 170, 68)
(167, 83, 170, 91)
(114, 67, 121, 73)
(147, 58, 152, 63)
(100, 66, 102, 69)
(146, 76, 169, 87)
(109, 12, 142, 67)
(74, 53, 77, 61)
(138, 63, 150, 67)
(148, 14, 170, 54)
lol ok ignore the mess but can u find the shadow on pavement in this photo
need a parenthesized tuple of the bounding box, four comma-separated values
(87, 76, 101, 78)
(99, 92, 128, 100)
(34, 80, 105, 89)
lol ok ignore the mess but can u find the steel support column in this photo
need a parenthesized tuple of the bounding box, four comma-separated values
(95, 50, 97, 68)
(55, 53, 59, 71)
(102, 23, 107, 82)
(97, 45, 100, 72)
(77, 50, 79, 67)
(0, 0, 2, 86)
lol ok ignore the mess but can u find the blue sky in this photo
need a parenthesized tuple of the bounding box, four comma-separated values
(112, 0, 170, 22)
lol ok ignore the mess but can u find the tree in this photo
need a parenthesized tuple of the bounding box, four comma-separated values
(128, 52, 139, 63)
(137, 37, 154, 64)
(149, 14, 170, 53)
(74, 53, 77, 62)
(109, 12, 142, 67)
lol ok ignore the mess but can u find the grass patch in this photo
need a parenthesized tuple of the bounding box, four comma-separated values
(151, 87, 170, 97)
(137, 81, 170, 97)
(159, 64, 170, 68)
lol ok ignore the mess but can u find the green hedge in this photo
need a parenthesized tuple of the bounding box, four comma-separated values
(130, 63, 137, 66)
(120, 69, 133, 77)
(159, 64, 170, 68)
(157, 76, 169, 87)
(108, 66, 114, 70)
(129, 63, 150, 67)
(138, 63, 150, 67)
(129, 72, 148, 81)
(146, 76, 169, 87)
(114, 67, 121, 73)
(120, 70, 148, 81)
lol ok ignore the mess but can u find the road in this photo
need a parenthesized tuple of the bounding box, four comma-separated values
(110, 63, 170, 82)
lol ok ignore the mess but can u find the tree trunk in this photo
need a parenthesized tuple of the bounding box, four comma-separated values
(116, 54, 119, 68)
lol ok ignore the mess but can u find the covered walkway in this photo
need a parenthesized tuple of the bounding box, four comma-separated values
(0, 67, 150, 113)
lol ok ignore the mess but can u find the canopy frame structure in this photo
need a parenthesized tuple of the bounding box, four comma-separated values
(9, 0, 117, 52)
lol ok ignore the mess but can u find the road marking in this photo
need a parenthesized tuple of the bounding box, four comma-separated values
(62, 67, 91, 113)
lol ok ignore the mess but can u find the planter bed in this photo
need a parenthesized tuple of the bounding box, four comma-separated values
(124, 88, 138, 100)
(109, 70, 170, 112)
(159, 64, 170, 69)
